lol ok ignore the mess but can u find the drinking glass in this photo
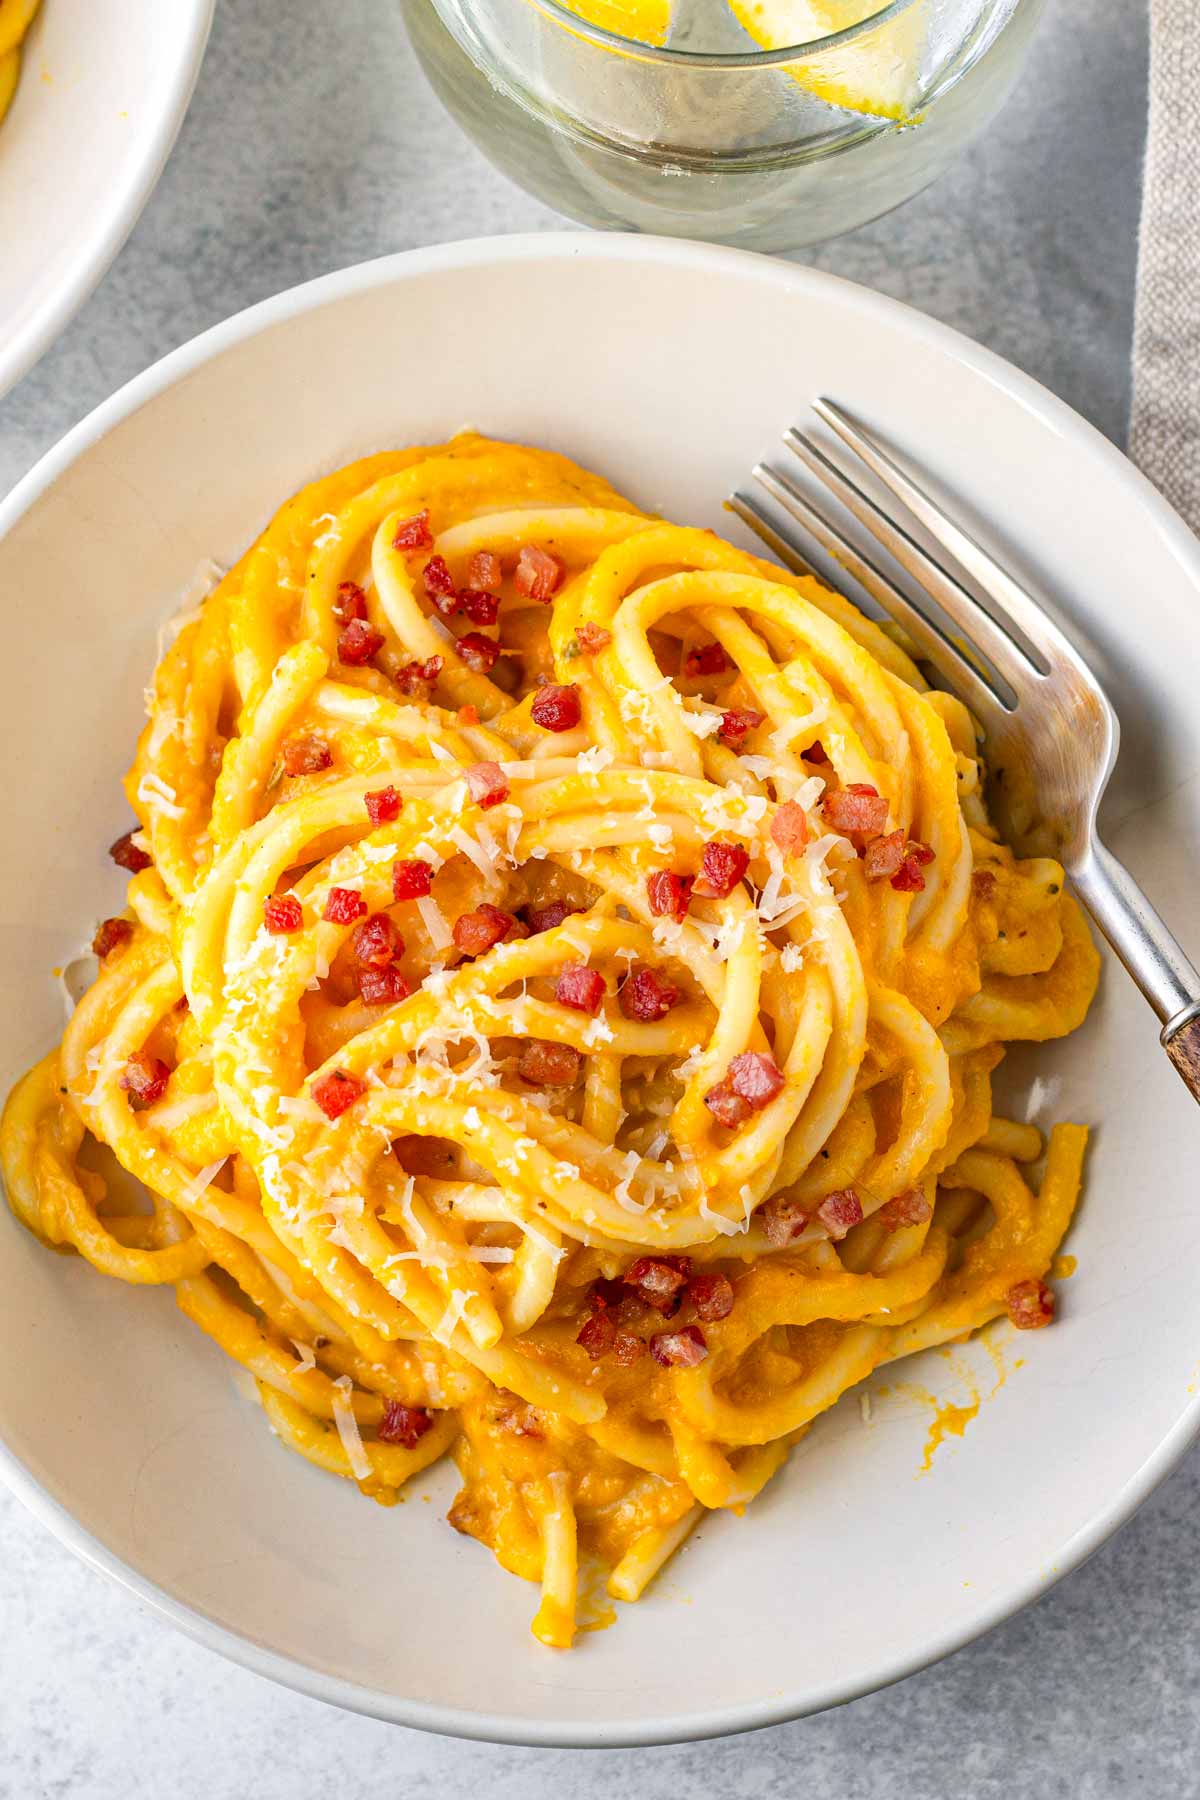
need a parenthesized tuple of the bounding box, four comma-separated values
(401, 0, 1044, 251)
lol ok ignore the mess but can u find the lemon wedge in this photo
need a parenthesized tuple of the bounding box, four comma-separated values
(727, 0, 926, 119)
(548, 0, 671, 49)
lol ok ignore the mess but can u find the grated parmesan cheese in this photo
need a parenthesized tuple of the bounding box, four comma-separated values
(415, 893, 453, 951)
(679, 708, 723, 739)
(614, 1150, 652, 1214)
(178, 1157, 227, 1210)
(576, 744, 614, 773)
(332, 1375, 373, 1480)
(447, 824, 495, 878)
(136, 772, 186, 819)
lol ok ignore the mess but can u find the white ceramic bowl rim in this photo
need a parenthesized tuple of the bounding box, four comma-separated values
(2, 233, 1199, 1748)
(0, 0, 214, 399)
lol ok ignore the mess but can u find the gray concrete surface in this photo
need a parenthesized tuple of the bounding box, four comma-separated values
(1, 0, 1173, 1794)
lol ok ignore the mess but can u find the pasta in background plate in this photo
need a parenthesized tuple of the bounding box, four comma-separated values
(0, 435, 1099, 1647)
(0, 0, 40, 128)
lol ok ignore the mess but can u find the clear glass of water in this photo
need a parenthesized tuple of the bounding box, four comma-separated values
(401, 0, 1043, 252)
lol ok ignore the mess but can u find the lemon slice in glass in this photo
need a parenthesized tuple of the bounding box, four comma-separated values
(726, 0, 926, 118)
(553, 0, 672, 47)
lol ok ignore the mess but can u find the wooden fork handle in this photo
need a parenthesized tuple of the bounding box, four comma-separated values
(1163, 1008, 1200, 1103)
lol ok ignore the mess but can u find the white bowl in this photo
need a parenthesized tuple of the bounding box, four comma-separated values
(0, 0, 213, 399)
(0, 235, 1197, 1746)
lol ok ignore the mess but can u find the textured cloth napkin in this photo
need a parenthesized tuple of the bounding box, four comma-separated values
(1130, 0, 1200, 532)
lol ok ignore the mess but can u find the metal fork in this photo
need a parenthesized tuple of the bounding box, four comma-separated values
(731, 399, 1200, 1105)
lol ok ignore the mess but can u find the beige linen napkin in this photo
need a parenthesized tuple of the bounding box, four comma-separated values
(1131, 0, 1200, 532)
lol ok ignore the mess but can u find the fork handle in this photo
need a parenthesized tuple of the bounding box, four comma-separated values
(1072, 839, 1200, 1105)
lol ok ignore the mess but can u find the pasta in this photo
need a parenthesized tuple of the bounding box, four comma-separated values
(0, 434, 1100, 1648)
(0, 0, 40, 129)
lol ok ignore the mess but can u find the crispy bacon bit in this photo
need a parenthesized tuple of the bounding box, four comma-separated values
(728, 1051, 785, 1109)
(525, 900, 579, 935)
(555, 964, 606, 1015)
(465, 761, 509, 809)
(612, 1330, 645, 1366)
(358, 963, 412, 1006)
(312, 1069, 366, 1120)
(646, 870, 693, 919)
(395, 654, 443, 697)
(817, 1188, 864, 1240)
(878, 1188, 932, 1230)
(338, 619, 385, 666)
(378, 1398, 434, 1446)
(650, 1325, 707, 1368)
(1006, 1277, 1055, 1330)
(323, 886, 366, 925)
(761, 1195, 809, 1247)
(619, 966, 679, 1022)
(392, 858, 433, 901)
(531, 683, 582, 733)
(805, 740, 828, 764)
(717, 708, 764, 748)
(352, 912, 403, 967)
(467, 550, 502, 593)
(704, 1081, 752, 1130)
(683, 642, 729, 680)
(890, 839, 935, 893)
(110, 831, 151, 874)
(458, 588, 500, 627)
(575, 621, 612, 654)
(625, 1255, 692, 1315)
(453, 903, 514, 957)
(119, 1051, 170, 1105)
(264, 894, 303, 935)
(281, 734, 333, 777)
(864, 829, 907, 880)
(333, 580, 368, 624)
(422, 554, 457, 603)
(456, 631, 501, 675)
(588, 1276, 631, 1312)
(972, 868, 998, 900)
(693, 840, 750, 900)
(92, 917, 132, 959)
(687, 1271, 734, 1322)
(822, 783, 890, 837)
(393, 511, 433, 552)
(770, 801, 810, 856)
(513, 544, 563, 602)
(577, 1311, 616, 1360)
(518, 1040, 582, 1087)
(364, 785, 402, 825)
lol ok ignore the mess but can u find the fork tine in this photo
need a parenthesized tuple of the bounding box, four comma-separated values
(746, 462, 1014, 727)
(727, 490, 819, 578)
(784, 426, 1047, 702)
(784, 424, 1043, 698)
(813, 398, 1094, 684)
